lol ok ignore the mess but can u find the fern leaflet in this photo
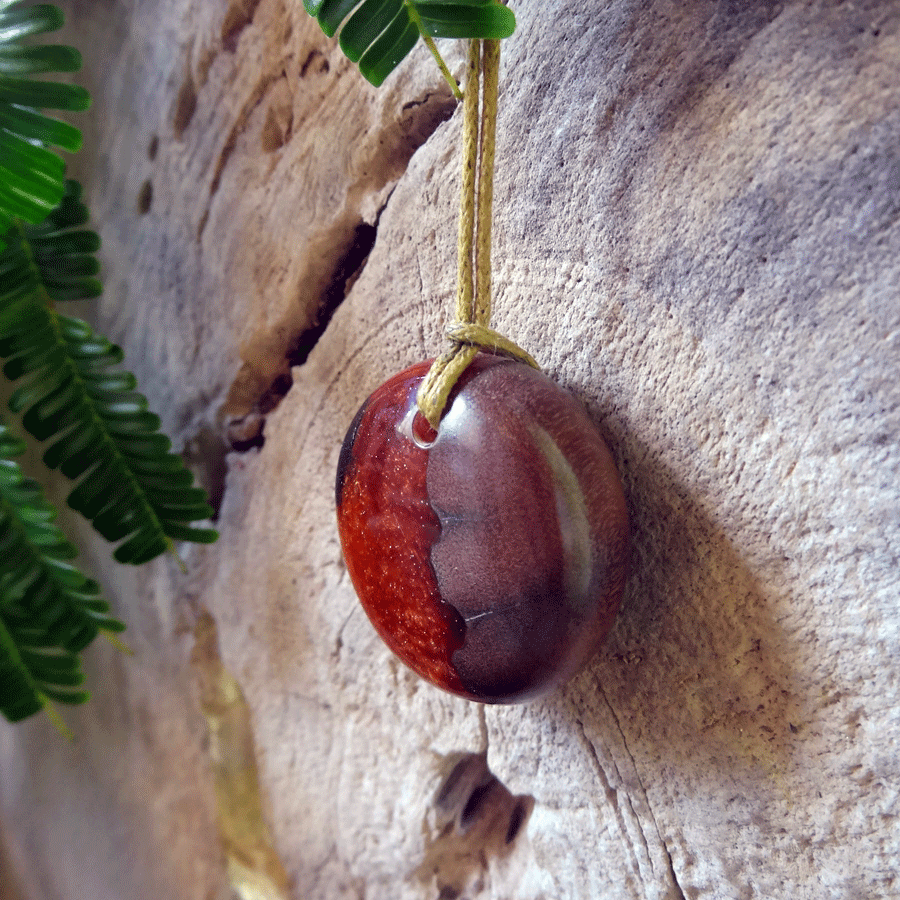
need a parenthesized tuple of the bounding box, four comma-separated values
(0, 418, 123, 723)
(0, 2, 87, 251)
(0, 182, 218, 565)
(304, 0, 515, 87)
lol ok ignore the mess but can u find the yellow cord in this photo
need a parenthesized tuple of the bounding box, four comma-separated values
(417, 39, 538, 429)
(455, 39, 480, 324)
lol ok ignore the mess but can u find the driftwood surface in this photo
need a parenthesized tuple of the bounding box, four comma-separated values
(1, 1, 898, 898)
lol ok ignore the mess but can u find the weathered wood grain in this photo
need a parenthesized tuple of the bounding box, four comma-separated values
(1, 1, 898, 898)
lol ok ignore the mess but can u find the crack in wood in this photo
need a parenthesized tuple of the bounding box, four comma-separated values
(573, 718, 645, 890)
(665, 845, 689, 900)
(596, 685, 655, 870)
(595, 684, 690, 899)
(285, 210, 385, 369)
(222, 192, 390, 450)
(216, 84, 456, 427)
(331, 607, 356, 662)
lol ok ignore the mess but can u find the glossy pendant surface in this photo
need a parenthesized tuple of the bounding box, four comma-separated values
(335, 353, 630, 703)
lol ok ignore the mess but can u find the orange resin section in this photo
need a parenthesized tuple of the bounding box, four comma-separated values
(335, 362, 470, 698)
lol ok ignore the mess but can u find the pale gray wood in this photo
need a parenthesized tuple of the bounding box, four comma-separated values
(1, 1, 897, 898)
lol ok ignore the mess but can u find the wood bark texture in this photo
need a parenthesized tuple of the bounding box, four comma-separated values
(1, 1, 898, 898)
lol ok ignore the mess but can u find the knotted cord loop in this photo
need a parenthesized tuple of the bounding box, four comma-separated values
(445, 323, 538, 368)
(416, 38, 539, 430)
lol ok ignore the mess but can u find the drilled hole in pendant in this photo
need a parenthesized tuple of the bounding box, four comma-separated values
(411, 410, 439, 449)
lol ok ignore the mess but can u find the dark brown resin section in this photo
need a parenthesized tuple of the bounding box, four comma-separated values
(335, 354, 630, 703)
(428, 355, 630, 702)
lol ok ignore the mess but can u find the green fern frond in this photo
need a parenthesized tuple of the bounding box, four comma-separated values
(304, 0, 515, 87)
(0, 1, 87, 251)
(0, 190, 218, 565)
(0, 417, 123, 723)
(4, 178, 101, 302)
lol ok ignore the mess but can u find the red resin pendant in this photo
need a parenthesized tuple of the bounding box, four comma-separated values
(335, 353, 630, 703)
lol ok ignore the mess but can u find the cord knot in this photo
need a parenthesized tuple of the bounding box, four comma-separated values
(417, 323, 539, 428)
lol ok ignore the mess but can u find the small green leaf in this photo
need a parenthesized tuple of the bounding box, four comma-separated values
(360, 11, 419, 87)
(32, 230, 100, 257)
(305, 0, 516, 87)
(0, 106, 82, 153)
(41, 686, 90, 705)
(0, 75, 90, 111)
(0, 44, 81, 75)
(0, 164, 60, 222)
(101, 411, 162, 435)
(318, 0, 364, 37)
(340, 0, 401, 63)
(112, 527, 168, 565)
(162, 521, 219, 543)
(36, 253, 99, 279)
(0, 417, 123, 726)
(42, 278, 103, 302)
(416, 3, 515, 38)
(0, 4, 66, 42)
(83, 371, 137, 392)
